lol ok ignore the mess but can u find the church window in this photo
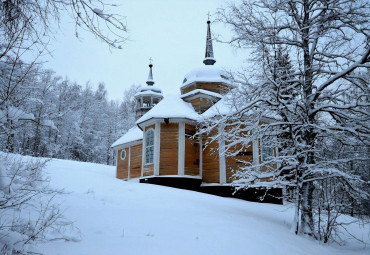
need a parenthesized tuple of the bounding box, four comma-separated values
(145, 129, 154, 164)
(261, 137, 273, 162)
(120, 149, 126, 160)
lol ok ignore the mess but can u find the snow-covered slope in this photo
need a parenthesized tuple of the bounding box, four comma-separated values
(31, 157, 369, 255)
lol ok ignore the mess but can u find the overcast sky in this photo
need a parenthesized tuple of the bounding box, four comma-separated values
(42, 0, 246, 100)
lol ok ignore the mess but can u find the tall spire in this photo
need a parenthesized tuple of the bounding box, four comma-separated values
(203, 14, 216, 65)
(146, 57, 154, 86)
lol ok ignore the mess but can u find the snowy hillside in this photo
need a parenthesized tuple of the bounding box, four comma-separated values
(19, 157, 368, 255)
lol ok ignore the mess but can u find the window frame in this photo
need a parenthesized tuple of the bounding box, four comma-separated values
(261, 137, 274, 162)
(145, 128, 155, 165)
(120, 149, 126, 160)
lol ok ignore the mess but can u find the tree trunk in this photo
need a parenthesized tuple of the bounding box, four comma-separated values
(301, 181, 314, 236)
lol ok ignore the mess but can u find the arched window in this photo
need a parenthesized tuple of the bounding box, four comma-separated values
(145, 129, 154, 164)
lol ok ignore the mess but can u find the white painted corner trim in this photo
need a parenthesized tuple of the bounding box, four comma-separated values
(141, 129, 146, 177)
(252, 139, 260, 168)
(199, 133, 203, 178)
(128, 146, 131, 179)
(218, 125, 226, 184)
(178, 122, 185, 176)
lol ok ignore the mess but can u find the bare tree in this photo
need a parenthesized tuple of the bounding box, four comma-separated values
(0, 0, 127, 53)
(0, 2, 127, 252)
(203, 0, 370, 241)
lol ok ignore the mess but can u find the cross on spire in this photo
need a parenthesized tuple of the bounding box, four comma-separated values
(149, 57, 153, 64)
(207, 11, 211, 21)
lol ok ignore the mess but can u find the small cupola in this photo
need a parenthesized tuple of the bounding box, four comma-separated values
(135, 59, 163, 120)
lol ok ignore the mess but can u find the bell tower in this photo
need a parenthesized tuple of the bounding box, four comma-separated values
(180, 17, 233, 113)
(135, 59, 163, 120)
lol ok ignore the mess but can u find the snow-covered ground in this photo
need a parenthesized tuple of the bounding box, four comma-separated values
(26, 158, 369, 254)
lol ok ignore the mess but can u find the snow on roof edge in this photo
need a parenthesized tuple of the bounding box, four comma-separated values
(180, 89, 223, 99)
(111, 126, 143, 148)
(136, 94, 201, 125)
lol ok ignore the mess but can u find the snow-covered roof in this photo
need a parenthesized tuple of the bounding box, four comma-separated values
(181, 65, 231, 88)
(202, 94, 237, 119)
(134, 86, 163, 98)
(202, 91, 282, 121)
(136, 94, 201, 124)
(134, 91, 163, 97)
(111, 126, 143, 148)
(181, 89, 223, 99)
(140, 86, 162, 93)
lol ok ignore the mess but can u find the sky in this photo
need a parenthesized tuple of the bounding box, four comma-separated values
(42, 0, 247, 101)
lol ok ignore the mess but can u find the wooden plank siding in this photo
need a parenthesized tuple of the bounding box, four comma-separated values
(181, 82, 230, 95)
(130, 144, 142, 179)
(116, 144, 143, 179)
(202, 130, 220, 183)
(143, 164, 154, 176)
(116, 148, 129, 179)
(159, 123, 178, 175)
(184, 124, 199, 176)
(188, 97, 217, 114)
(225, 142, 253, 183)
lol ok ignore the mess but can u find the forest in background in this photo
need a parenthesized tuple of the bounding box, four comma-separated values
(0, 62, 138, 165)
(0, 0, 131, 166)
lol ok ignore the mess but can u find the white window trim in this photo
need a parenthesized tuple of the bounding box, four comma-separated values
(275, 147, 280, 168)
(128, 146, 131, 179)
(252, 139, 259, 166)
(260, 137, 274, 163)
(218, 125, 226, 184)
(115, 149, 118, 167)
(141, 133, 145, 177)
(199, 133, 203, 178)
(178, 122, 185, 176)
(144, 128, 155, 165)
